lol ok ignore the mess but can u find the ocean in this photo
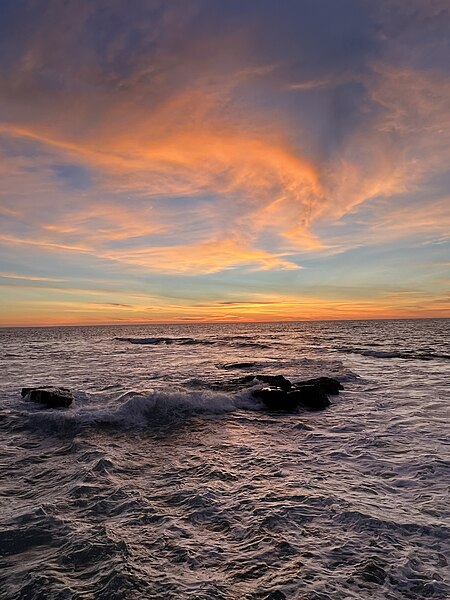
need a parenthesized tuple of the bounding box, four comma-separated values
(0, 319, 449, 599)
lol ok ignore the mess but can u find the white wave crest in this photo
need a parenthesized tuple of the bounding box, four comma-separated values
(24, 388, 260, 433)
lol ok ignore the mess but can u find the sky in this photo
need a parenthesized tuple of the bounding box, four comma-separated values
(0, 0, 449, 326)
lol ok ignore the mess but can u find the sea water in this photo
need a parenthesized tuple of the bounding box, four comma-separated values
(0, 319, 449, 599)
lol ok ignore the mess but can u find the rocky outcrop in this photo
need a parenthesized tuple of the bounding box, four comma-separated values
(287, 385, 331, 411)
(294, 376, 343, 395)
(253, 384, 331, 412)
(253, 387, 300, 411)
(251, 375, 342, 412)
(21, 387, 73, 408)
(240, 374, 292, 391)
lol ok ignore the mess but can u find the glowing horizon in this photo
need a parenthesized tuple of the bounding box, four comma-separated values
(0, 0, 449, 326)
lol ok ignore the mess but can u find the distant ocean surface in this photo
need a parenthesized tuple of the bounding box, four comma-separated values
(0, 319, 449, 600)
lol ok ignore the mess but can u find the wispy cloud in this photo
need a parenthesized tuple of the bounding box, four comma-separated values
(0, 272, 67, 282)
(0, 0, 449, 322)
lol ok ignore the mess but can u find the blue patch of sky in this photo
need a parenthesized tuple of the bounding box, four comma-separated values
(51, 163, 92, 191)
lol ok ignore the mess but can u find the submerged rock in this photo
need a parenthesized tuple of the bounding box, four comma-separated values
(21, 387, 73, 408)
(294, 376, 343, 395)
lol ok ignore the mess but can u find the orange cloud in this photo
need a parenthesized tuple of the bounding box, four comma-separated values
(5, 58, 450, 271)
(42, 201, 163, 242)
(100, 236, 301, 274)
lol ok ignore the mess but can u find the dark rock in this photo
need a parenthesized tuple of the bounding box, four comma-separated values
(21, 385, 71, 398)
(288, 385, 330, 411)
(243, 374, 292, 391)
(294, 377, 343, 395)
(253, 387, 299, 411)
(252, 378, 332, 412)
(233, 374, 340, 412)
(21, 387, 73, 408)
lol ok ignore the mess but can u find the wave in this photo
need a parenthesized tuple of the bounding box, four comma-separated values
(114, 336, 201, 345)
(335, 509, 450, 539)
(339, 347, 450, 361)
(234, 342, 271, 349)
(19, 388, 262, 434)
(114, 336, 270, 349)
(219, 362, 257, 370)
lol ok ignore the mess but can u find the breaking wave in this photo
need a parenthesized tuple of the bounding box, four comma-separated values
(17, 388, 262, 435)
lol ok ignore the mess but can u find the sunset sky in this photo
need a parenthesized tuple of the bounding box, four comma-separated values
(0, 0, 449, 325)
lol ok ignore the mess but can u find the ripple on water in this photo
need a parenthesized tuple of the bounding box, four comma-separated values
(0, 320, 449, 599)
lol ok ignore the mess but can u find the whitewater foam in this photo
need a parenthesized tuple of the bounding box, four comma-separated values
(17, 388, 265, 434)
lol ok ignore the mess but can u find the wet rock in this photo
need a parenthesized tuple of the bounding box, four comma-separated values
(241, 374, 292, 391)
(253, 387, 299, 411)
(242, 374, 343, 395)
(294, 377, 343, 395)
(233, 374, 339, 411)
(252, 379, 331, 412)
(288, 385, 331, 411)
(21, 386, 73, 408)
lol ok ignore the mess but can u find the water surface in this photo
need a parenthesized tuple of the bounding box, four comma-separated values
(0, 319, 449, 599)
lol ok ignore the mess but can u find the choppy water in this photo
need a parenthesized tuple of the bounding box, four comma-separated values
(0, 319, 449, 599)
